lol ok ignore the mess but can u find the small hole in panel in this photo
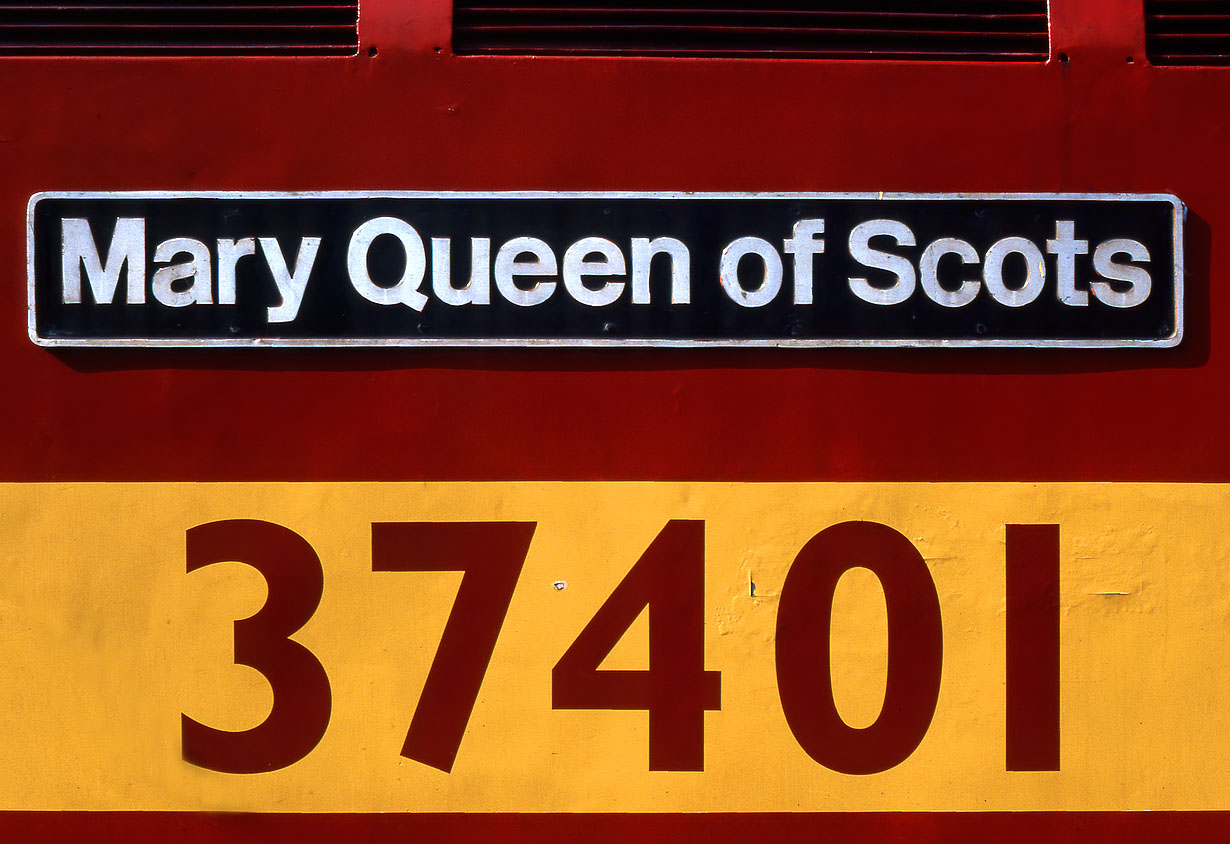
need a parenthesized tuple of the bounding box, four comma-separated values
(368, 45, 378, 57)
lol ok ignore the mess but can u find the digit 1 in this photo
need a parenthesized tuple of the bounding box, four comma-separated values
(775, 521, 943, 775)
(1006, 523, 1060, 771)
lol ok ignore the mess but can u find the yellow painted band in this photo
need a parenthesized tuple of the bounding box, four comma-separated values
(0, 482, 1221, 811)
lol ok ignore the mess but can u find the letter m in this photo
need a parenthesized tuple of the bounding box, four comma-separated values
(61, 217, 146, 304)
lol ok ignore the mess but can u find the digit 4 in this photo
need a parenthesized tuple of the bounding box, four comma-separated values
(552, 519, 721, 771)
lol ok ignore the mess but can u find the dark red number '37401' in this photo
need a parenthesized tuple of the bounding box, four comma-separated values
(183, 518, 1059, 775)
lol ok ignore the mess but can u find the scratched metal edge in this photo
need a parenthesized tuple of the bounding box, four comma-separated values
(26, 190, 1185, 350)
(0, 812, 1226, 842)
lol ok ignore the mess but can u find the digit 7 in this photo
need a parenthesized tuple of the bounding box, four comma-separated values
(371, 521, 536, 773)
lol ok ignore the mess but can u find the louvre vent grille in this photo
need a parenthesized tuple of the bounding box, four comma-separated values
(1146, 0, 1230, 65)
(0, 1, 358, 56)
(453, 1, 1050, 61)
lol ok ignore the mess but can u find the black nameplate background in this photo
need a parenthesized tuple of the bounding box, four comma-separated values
(28, 192, 1183, 347)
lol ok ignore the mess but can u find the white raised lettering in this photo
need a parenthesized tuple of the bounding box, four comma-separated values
(848, 219, 916, 306)
(347, 217, 428, 311)
(1047, 221, 1090, 306)
(920, 237, 981, 308)
(720, 236, 782, 308)
(431, 237, 491, 306)
(151, 237, 212, 307)
(1091, 239, 1151, 308)
(783, 219, 825, 305)
(563, 237, 626, 307)
(984, 237, 1045, 307)
(61, 217, 146, 305)
(217, 238, 256, 306)
(495, 237, 557, 307)
(260, 237, 320, 323)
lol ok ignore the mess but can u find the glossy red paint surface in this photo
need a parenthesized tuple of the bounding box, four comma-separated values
(1, 0, 1224, 482)
(2, 812, 1230, 841)
(1, 2, 1225, 835)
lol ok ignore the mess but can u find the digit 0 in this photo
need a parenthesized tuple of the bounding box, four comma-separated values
(774, 521, 943, 775)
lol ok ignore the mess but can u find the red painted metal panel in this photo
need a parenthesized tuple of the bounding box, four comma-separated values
(1, 0, 1226, 833)
(2, 812, 1230, 841)
(3, 0, 1223, 484)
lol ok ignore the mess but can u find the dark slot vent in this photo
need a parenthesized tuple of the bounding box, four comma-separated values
(1146, 0, 1230, 65)
(454, 1, 1050, 61)
(0, 1, 358, 56)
